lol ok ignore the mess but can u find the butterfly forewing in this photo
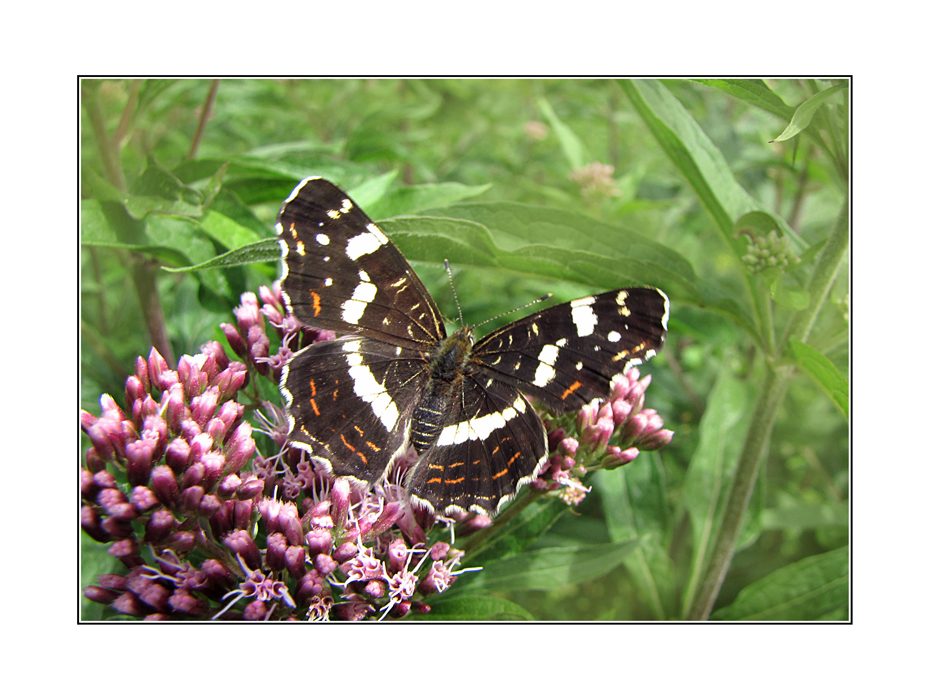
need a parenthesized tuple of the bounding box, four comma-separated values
(277, 177, 445, 347)
(472, 287, 669, 412)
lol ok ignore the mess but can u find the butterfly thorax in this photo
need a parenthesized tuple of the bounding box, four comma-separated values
(409, 327, 475, 453)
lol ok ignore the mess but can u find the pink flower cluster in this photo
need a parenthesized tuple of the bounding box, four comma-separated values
(534, 368, 673, 507)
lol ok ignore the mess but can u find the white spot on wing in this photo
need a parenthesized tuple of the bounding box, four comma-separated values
(533, 344, 559, 387)
(341, 275, 378, 324)
(345, 224, 389, 261)
(570, 296, 597, 337)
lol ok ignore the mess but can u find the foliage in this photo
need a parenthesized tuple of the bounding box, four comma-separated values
(81, 78, 849, 621)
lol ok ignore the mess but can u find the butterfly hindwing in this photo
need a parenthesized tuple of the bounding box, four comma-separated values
(277, 177, 445, 347)
(282, 335, 430, 484)
(405, 376, 547, 515)
(472, 287, 669, 412)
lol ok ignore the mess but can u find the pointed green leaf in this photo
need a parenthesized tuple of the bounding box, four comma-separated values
(771, 273, 810, 310)
(537, 96, 588, 170)
(712, 547, 848, 621)
(414, 595, 535, 621)
(771, 83, 848, 143)
(621, 79, 799, 248)
(365, 181, 492, 220)
(680, 370, 752, 614)
(789, 339, 849, 419)
(413, 201, 699, 301)
(460, 541, 639, 592)
(461, 498, 566, 565)
(198, 210, 264, 250)
(595, 455, 675, 619)
(163, 237, 279, 272)
(346, 170, 399, 210)
(691, 79, 794, 120)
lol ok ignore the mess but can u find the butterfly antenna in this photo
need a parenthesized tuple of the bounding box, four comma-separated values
(444, 260, 466, 327)
(474, 292, 554, 329)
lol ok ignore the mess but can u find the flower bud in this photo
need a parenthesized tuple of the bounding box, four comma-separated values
(285, 546, 307, 579)
(266, 532, 288, 571)
(144, 508, 176, 544)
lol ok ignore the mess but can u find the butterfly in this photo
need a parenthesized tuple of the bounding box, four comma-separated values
(276, 177, 669, 515)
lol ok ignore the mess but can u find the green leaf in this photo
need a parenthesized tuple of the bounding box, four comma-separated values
(365, 181, 492, 220)
(691, 79, 794, 121)
(460, 541, 639, 592)
(382, 216, 500, 269)
(761, 502, 848, 530)
(198, 210, 264, 251)
(680, 370, 752, 614)
(771, 83, 848, 143)
(414, 595, 535, 621)
(621, 79, 797, 247)
(81, 199, 120, 245)
(771, 273, 810, 310)
(198, 161, 229, 209)
(734, 210, 783, 238)
(412, 201, 699, 302)
(537, 96, 588, 170)
(163, 237, 279, 272)
(126, 156, 203, 219)
(711, 547, 849, 621)
(461, 498, 566, 565)
(595, 454, 675, 619)
(789, 339, 849, 420)
(346, 170, 399, 211)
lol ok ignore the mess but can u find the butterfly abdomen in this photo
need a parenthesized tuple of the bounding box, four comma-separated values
(409, 328, 475, 453)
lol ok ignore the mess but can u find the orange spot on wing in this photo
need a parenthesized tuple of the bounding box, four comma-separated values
(310, 291, 321, 316)
(310, 398, 320, 416)
(560, 380, 583, 400)
(444, 477, 465, 485)
(310, 379, 317, 396)
(339, 434, 367, 464)
(492, 468, 509, 480)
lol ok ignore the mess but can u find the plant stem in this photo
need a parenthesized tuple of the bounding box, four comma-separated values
(82, 79, 174, 365)
(187, 80, 220, 160)
(687, 195, 849, 620)
(686, 363, 791, 620)
(779, 196, 850, 353)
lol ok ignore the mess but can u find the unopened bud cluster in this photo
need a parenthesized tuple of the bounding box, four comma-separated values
(741, 229, 800, 273)
(534, 368, 673, 507)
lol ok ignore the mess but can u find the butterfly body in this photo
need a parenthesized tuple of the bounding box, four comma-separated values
(277, 177, 669, 515)
(410, 327, 474, 454)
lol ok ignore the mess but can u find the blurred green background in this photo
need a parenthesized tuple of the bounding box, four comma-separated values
(80, 78, 849, 620)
